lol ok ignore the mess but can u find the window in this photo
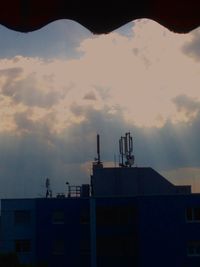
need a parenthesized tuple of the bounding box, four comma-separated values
(80, 239, 90, 255)
(52, 210, 64, 224)
(96, 236, 134, 257)
(15, 239, 31, 253)
(14, 210, 31, 225)
(80, 207, 90, 224)
(187, 241, 200, 256)
(80, 239, 90, 267)
(186, 207, 200, 222)
(52, 239, 64, 255)
(96, 206, 136, 225)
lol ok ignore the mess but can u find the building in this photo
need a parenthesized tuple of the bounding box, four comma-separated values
(0, 133, 200, 266)
(0, 197, 90, 267)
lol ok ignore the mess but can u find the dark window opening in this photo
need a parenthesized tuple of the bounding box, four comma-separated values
(186, 207, 200, 222)
(96, 236, 135, 257)
(80, 238, 90, 255)
(15, 239, 31, 253)
(96, 206, 136, 225)
(52, 239, 65, 255)
(80, 207, 90, 224)
(14, 210, 31, 225)
(52, 210, 64, 224)
(187, 241, 200, 256)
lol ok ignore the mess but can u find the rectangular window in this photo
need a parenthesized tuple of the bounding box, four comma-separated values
(96, 236, 134, 257)
(80, 239, 90, 267)
(52, 210, 64, 224)
(53, 239, 64, 255)
(187, 241, 200, 256)
(80, 207, 90, 224)
(15, 239, 31, 253)
(80, 239, 90, 255)
(14, 210, 31, 225)
(186, 208, 200, 222)
(96, 206, 136, 225)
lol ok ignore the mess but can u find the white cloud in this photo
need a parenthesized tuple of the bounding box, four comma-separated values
(1, 19, 200, 196)
(0, 20, 200, 131)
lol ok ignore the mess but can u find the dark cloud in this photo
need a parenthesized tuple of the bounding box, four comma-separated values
(1, 102, 200, 197)
(94, 85, 111, 101)
(0, 71, 61, 108)
(0, 105, 129, 197)
(70, 103, 85, 117)
(172, 94, 200, 118)
(65, 101, 200, 173)
(182, 29, 200, 60)
(0, 67, 23, 78)
(83, 91, 97, 101)
(14, 111, 55, 137)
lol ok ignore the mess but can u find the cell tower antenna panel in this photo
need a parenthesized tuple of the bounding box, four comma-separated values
(119, 136, 125, 167)
(119, 132, 135, 167)
(125, 133, 128, 155)
(130, 136, 133, 152)
(119, 138, 122, 155)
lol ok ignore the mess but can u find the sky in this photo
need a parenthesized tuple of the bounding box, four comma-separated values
(0, 18, 200, 197)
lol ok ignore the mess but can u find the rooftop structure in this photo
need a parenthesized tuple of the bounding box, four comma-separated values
(0, 132, 196, 267)
(91, 166, 191, 197)
(91, 132, 191, 197)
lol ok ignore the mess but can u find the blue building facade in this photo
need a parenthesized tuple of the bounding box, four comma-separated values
(94, 194, 200, 267)
(35, 198, 90, 267)
(136, 194, 200, 267)
(0, 197, 90, 267)
(1, 166, 200, 266)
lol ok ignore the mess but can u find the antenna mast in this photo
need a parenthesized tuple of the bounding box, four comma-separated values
(45, 178, 52, 198)
(97, 134, 101, 164)
(119, 132, 135, 167)
(93, 134, 103, 169)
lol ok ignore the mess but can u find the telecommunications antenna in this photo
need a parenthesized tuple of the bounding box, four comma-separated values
(45, 177, 52, 198)
(119, 132, 135, 167)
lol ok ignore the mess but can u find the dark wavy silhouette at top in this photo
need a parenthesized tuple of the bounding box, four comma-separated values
(0, 0, 200, 34)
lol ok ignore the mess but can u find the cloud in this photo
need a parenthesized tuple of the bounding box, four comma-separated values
(0, 67, 23, 78)
(1, 99, 200, 197)
(182, 28, 200, 61)
(83, 91, 97, 101)
(1, 20, 200, 197)
(2, 73, 59, 108)
(0, 70, 61, 108)
(0, 105, 129, 197)
(0, 21, 198, 128)
(172, 94, 200, 121)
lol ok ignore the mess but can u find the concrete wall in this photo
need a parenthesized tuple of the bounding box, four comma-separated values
(137, 194, 200, 267)
(94, 194, 200, 267)
(35, 198, 90, 267)
(1, 194, 200, 267)
(0, 199, 36, 265)
(91, 167, 191, 196)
